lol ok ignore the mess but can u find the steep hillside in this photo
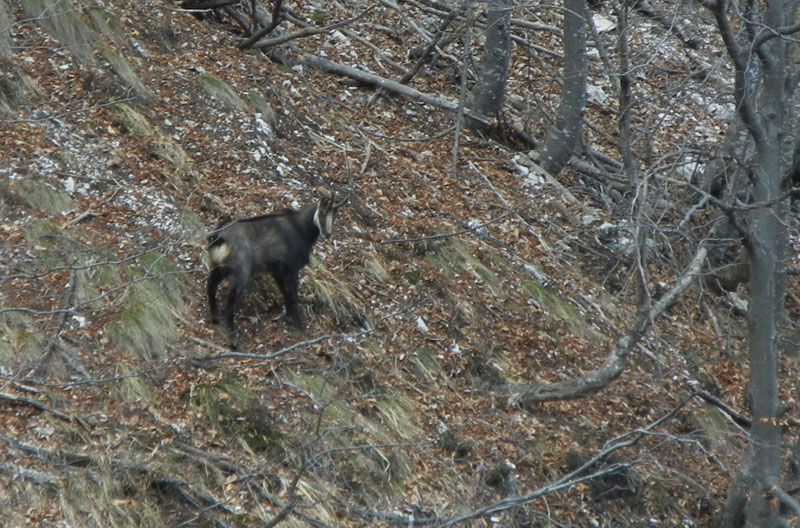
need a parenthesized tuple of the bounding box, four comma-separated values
(1, 0, 798, 527)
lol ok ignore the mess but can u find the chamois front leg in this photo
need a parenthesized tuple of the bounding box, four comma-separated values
(276, 271, 303, 327)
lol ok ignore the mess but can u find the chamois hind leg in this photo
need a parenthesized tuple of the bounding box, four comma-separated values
(224, 271, 249, 350)
(207, 266, 228, 326)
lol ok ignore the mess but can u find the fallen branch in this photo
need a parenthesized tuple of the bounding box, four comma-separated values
(695, 391, 751, 428)
(771, 481, 800, 520)
(192, 330, 364, 364)
(506, 243, 708, 404)
(0, 435, 233, 526)
(0, 461, 61, 488)
(0, 391, 73, 422)
(179, 0, 239, 10)
(300, 53, 491, 127)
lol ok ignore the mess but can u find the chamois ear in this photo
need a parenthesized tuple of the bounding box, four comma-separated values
(315, 186, 334, 200)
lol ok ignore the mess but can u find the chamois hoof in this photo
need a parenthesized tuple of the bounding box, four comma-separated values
(228, 336, 245, 352)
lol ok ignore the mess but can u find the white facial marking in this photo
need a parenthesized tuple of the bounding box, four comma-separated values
(313, 204, 324, 235)
(314, 201, 335, 238)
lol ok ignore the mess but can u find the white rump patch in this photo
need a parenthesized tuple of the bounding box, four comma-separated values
(209, 242, 232, 264)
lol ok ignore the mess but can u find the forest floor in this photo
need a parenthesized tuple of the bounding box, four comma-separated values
(1, 0, 799, 527)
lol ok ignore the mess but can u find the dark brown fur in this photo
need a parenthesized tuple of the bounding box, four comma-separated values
(207, 195, 341, 350)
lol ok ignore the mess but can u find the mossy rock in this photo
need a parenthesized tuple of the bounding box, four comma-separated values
(21, 219, 64, 245)
(16, 179, 74, 215)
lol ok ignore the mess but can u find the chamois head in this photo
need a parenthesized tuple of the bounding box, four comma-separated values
(313, 187, 349, 239)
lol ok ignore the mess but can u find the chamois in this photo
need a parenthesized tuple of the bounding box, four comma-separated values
(207, 190, 347, 350)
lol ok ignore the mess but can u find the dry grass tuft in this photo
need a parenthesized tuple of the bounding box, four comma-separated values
(306, 258, 367, 328)
(357, 251, 389, 284)
(100, 48, 153, 102)
(195, 74, 249, 112)
(107, 252, 186, 361)
(23, 0, 97, 62)
(114, 104, 192, 183)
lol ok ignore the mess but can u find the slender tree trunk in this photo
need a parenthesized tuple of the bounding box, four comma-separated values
(745, 159, 785, 528)
(706, 0, 795, 522)
(467, 0, 511, 131)
(538, 0, 588, 175)
(743, 49, 787, 528)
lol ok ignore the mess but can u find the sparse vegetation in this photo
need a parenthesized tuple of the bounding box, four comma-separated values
(0, 0, 798, 527)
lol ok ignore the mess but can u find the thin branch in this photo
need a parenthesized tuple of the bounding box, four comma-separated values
(384, 197, 534, 244)
(435, 401, 688, 526)
(236, 0, 283, 48)
(771, 482, 800, 520)
(400, 8, 457, 85)
(243, 5, 374, 49)
(347, 402, 687, 526)
(193, 329, 366, 363)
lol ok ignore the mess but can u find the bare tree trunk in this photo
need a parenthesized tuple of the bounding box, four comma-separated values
(467, 0, 511, 131)
(538, 0, 588, 175)
(743, 57, 788, 525)
(705, 0, 796, 522)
